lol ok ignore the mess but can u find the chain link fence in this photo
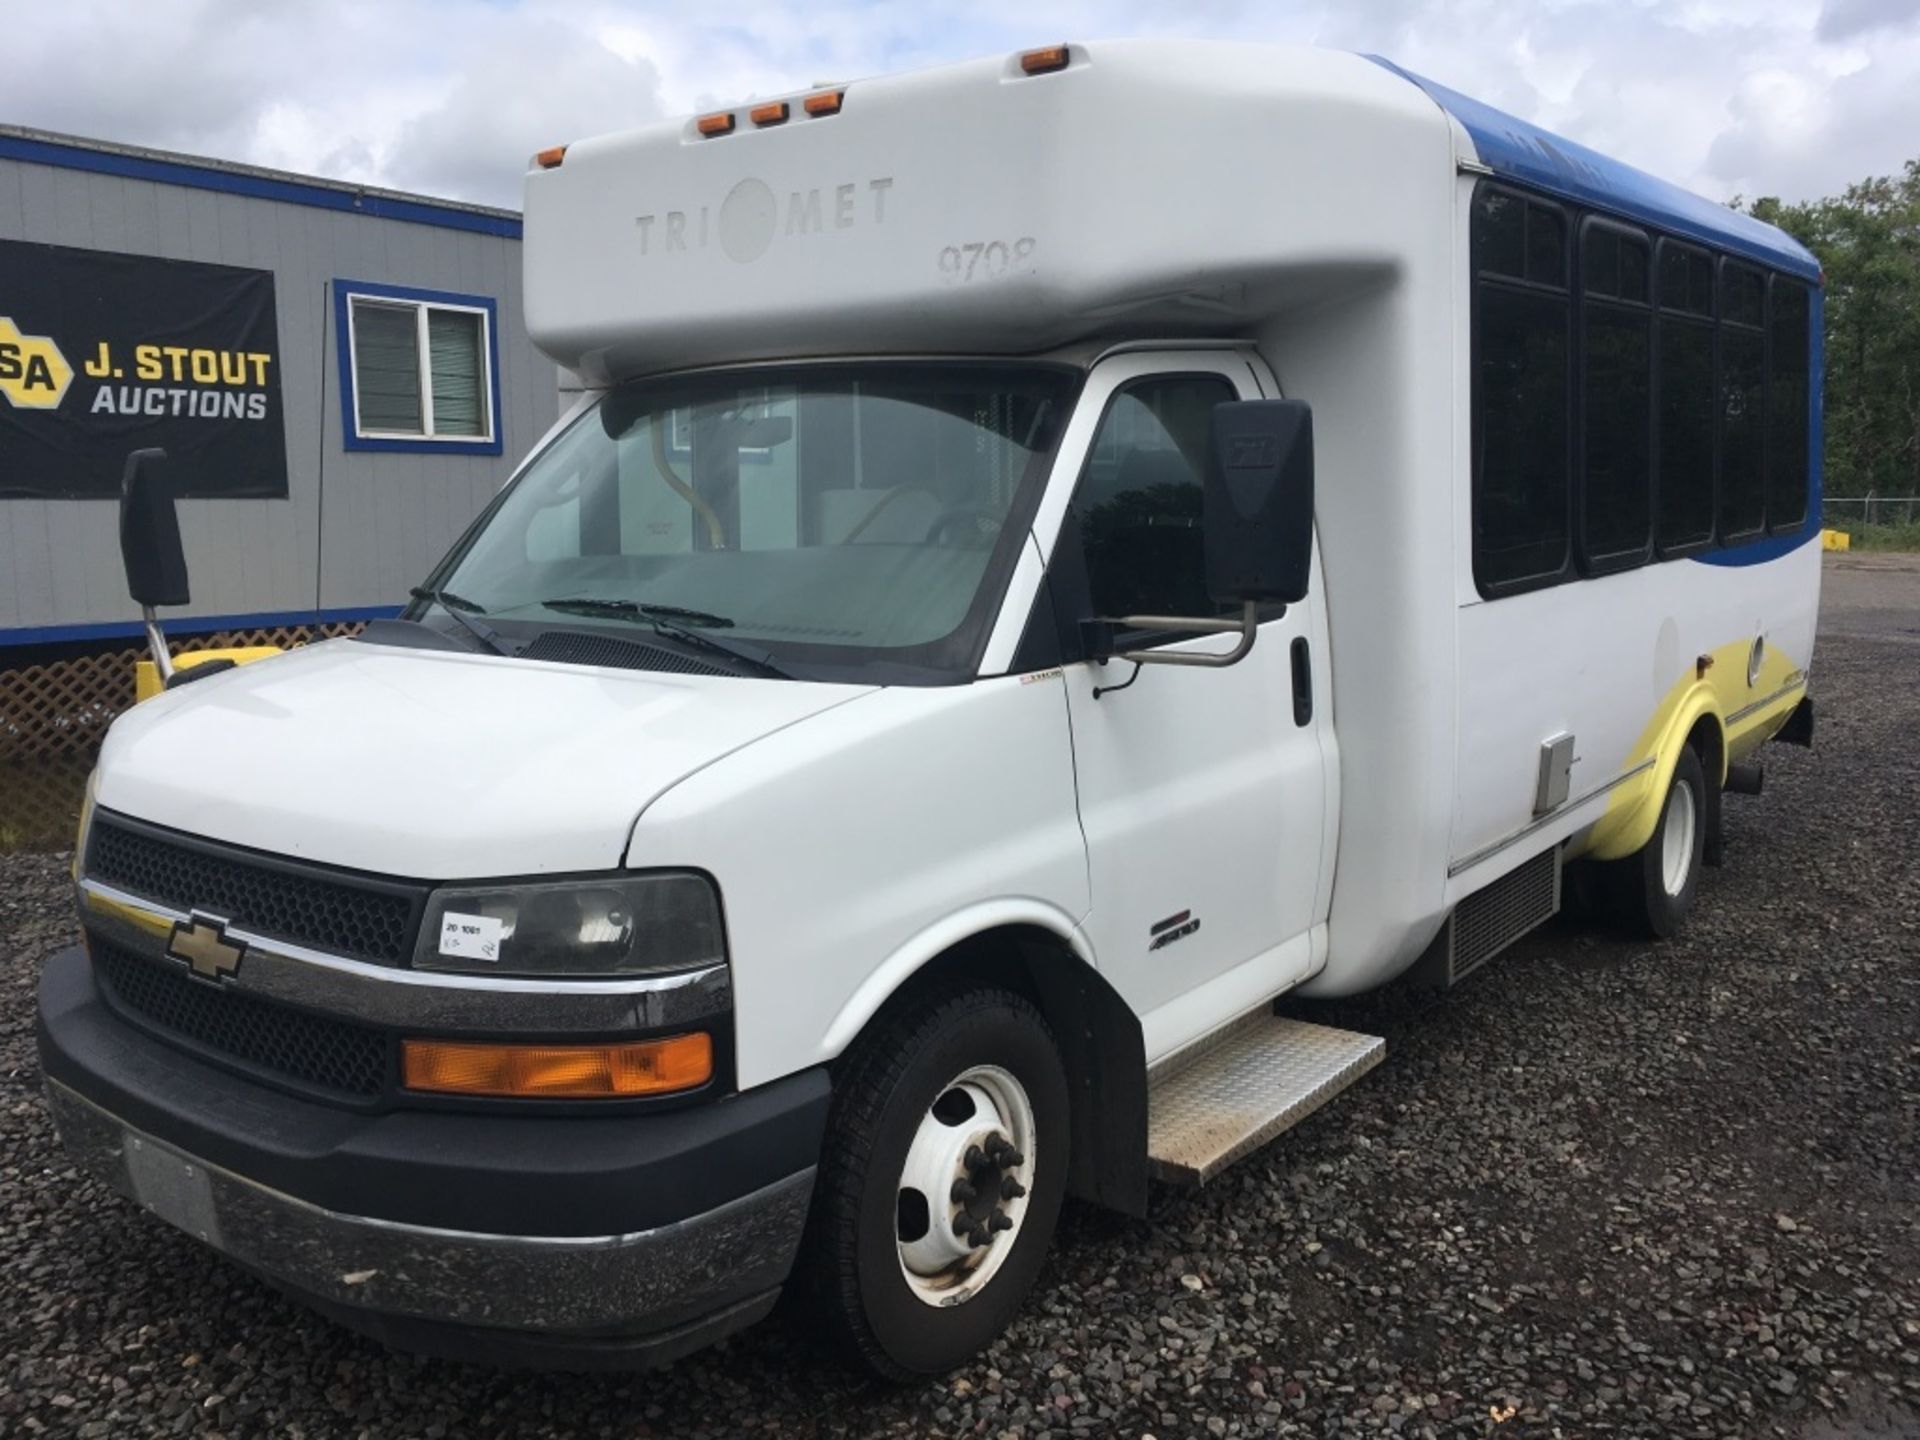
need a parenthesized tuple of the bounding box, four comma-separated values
(1822, 496, 1920, 528)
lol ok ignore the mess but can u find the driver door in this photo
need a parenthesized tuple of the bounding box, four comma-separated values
(1034, 351, 1334, 1061)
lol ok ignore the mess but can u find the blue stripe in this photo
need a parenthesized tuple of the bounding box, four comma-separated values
(1690, 527, 1818, 567)
(0, 604, 402, 649)
(1366, 57, 1821, 282)
(0, 133, 521, 240)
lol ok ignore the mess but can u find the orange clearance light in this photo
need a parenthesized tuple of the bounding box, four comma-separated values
(1020, 45, 1071, 75)
(803, 89, 844, 117)
(696, 111, 736, 138)
(403, 1034, 714, 1098)
(750, 101, 790, 127)
(533, 145, 568, 170)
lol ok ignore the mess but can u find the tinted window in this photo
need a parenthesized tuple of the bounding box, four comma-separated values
(1476, 286, 1571, 589)
(1473, 187, 1572, 594)
(1768, 279, 1811, 531)
(1719, 261, 1767, 540)
(1583, 225, 1650, 304)
(1475, 188, 1526, 279)
(1723, 263, 1765, 327)
(1660, 244, 1715, 316)
(1657, 314, 1717, 552)
(1581, 227, 1652, 567)
(1071, 374, 1239, 621)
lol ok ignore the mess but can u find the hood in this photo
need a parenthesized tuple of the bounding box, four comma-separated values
(95, 638, 871, 877)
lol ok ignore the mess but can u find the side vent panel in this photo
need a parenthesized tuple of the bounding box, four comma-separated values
(1419, 847, 1561, 988)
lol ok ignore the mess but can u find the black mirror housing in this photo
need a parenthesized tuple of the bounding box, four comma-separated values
(1204, 399, 1314, 605)
(120, 448, 190, 608)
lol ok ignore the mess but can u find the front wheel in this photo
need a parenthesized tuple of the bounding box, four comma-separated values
(802, 986, 1069, 1380)
(1604, 744, 1708, 939)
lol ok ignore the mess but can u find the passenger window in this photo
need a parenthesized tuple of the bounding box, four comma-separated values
(1070, 374, 1239, 623)
(1473, 185, 1571, 594)
(1655, 240, 1717, 554)
(1719, 261, 1767, 542)
(1660, 243, 1715, 317)
(1579, 222, 1652, 570)
(1768, 279, 1811, 532)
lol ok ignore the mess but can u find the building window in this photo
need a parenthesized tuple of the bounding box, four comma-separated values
(1767, 278, 1812, 533)
(1654, 239, 1717, 555)
(1578, 218, 1653, 572)
(1472, 184, 1572, 595)
(334, 279, 501, 454)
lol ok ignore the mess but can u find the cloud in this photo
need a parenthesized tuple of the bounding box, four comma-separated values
(0, 0, 1916, 210)
(1816, 0, 1920, 42)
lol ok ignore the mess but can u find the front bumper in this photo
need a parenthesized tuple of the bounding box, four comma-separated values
(37, 946, 830, 1366)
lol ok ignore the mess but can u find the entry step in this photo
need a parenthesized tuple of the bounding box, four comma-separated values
(1146, 1015, 1385, 1185)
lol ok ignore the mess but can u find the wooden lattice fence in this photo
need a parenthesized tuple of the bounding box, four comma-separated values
(0, 622, 366, 852)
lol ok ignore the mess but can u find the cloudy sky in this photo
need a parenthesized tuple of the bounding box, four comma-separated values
(4, 0, 1918, 212)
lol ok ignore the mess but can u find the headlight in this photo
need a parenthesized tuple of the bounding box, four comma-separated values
(414, 872, 725, 978)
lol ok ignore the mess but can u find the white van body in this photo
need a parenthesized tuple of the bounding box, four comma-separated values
(42, 41, 1821, 1375)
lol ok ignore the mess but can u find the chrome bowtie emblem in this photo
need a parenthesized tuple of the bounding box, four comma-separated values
(167, 913, 246, 982)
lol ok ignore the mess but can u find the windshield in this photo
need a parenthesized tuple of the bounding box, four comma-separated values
(421, 363, 1078, 681)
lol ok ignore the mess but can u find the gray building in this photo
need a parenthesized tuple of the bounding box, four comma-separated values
(0, 125, 557, 653)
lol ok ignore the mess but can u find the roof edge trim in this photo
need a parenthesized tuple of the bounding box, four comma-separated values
(1364, 56, 1819, 283)
(0, 127, 522, 241)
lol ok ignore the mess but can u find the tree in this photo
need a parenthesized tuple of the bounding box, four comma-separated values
(1747, 163, 1920, 497)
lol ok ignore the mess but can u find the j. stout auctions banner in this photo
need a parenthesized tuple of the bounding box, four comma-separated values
(0, 238, 288, 500)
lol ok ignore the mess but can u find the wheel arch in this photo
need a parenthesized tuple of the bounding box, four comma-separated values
(822, 913, 1149, 1218)
(1585, 687, 1726, 862)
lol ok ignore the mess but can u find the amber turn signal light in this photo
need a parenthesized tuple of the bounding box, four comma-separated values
(803, 89, 844, 116)
(1019, 45, 1071, 75)
(750, 101, 790, 127)
(403, 1034, 714, 1098)
(696, 111, 736, 137)
(533, 145, 568, 170)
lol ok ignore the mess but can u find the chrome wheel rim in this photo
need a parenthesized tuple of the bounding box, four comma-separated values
(1662, 776, 1697, 897)
(894, 1064, 1036, 1307)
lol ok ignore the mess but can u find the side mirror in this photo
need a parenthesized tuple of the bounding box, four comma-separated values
(120, 448, 190, 608)
(1204, 399, 1314, 605)
(120, 447, 189, 682)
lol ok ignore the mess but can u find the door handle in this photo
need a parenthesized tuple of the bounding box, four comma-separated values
(1290, 637, 1312, 726)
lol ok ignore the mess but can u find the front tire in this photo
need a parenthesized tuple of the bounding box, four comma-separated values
(802, 986, 1069, 1380)
(1604, 744, 1708, 939)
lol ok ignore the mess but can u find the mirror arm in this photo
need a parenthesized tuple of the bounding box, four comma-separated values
(1104, 599, 1264, 669)
(140, 605, 174, 683)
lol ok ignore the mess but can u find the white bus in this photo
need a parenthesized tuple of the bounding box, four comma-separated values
(39, 41, 1821, 1378)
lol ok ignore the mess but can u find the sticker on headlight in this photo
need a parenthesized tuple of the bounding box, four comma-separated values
(438, 912, 505, 962)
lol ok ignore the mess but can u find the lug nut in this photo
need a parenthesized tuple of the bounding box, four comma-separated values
(989, 1211, 1014, 1232)
(967, 1224, 991, 1248)
(964, 1145, 988, 1171)
(951, 1179, 977, 1203)
(1001, 1147, 1025, 1168)
(953, 1214, 973, 1237)
(1001, 1177, 1027, 1200)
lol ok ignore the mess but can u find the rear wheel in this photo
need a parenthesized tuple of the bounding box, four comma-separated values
(1604, 745, 1708, 939)
(802, 986, 1069, 1380)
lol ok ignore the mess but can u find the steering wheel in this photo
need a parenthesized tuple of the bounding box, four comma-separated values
(924, 506, 1002, 548)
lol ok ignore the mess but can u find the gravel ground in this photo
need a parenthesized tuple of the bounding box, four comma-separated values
(3, 557, 1916, 1439)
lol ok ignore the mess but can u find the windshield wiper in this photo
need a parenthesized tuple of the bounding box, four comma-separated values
(408, 586, 513, 656)
(538, 597, 791, 678)
(544, 598, 735, 629)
